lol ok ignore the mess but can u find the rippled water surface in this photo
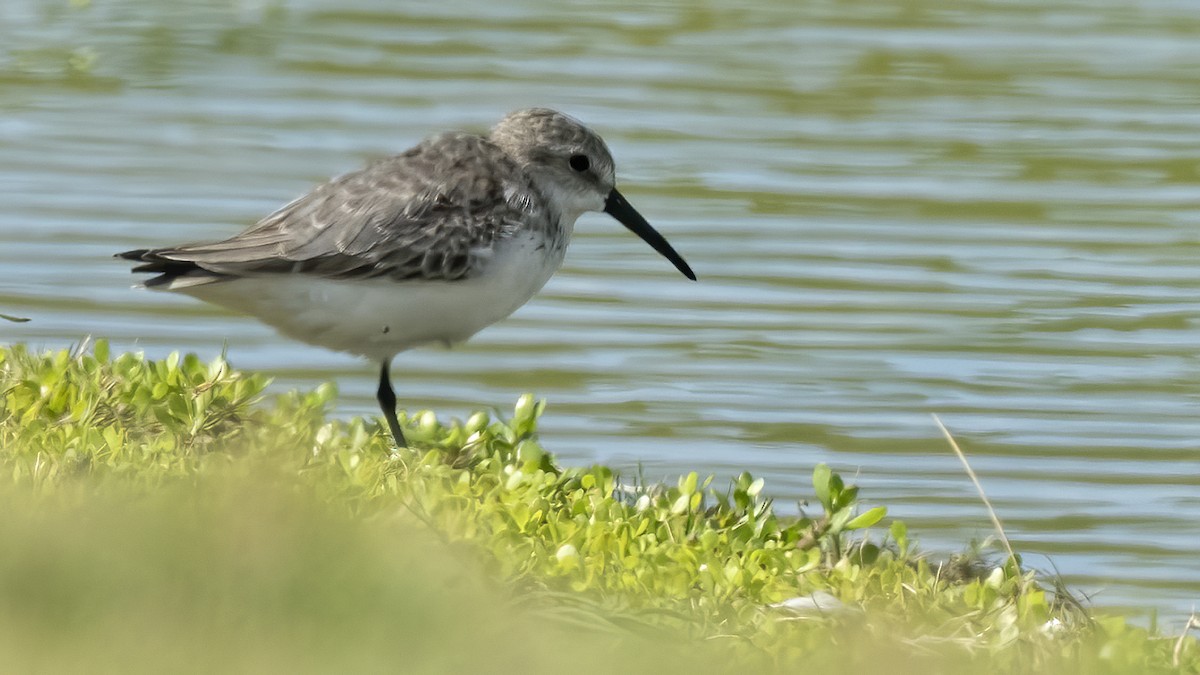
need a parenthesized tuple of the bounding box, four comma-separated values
(3, 0, 1198, 620)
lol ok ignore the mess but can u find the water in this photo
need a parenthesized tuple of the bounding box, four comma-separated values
(2, 0, 1198, 622)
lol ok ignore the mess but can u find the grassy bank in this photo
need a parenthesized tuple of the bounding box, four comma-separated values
(0, 341, 1195, 673)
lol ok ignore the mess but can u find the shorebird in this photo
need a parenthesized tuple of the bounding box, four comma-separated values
(119, 108, 695, 448)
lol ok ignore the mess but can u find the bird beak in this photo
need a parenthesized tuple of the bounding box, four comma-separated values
(603, 189, 696, 281)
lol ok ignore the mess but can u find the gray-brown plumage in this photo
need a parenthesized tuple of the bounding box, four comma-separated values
(119, 107, 695, 449)
(124, 134, 539, 285)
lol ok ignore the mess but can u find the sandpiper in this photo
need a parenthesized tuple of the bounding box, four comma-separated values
(119, 108, 695, 448)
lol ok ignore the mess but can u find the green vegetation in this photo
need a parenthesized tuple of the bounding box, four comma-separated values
(0, 341, 1195, 673)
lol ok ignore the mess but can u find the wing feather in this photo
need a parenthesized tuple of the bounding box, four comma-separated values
(121, 132, 548, 286)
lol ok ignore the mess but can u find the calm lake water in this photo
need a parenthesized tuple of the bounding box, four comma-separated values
(2, 0, 1198, 621)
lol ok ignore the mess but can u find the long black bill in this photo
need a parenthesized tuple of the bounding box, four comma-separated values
(603, 188, 696, 281)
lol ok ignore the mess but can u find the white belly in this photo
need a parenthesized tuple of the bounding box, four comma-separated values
(177, 232, 566, 361)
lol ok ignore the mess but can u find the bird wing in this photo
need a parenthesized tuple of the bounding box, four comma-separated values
(123, 132, 548, 285)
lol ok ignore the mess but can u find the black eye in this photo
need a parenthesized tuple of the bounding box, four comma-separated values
(569, 154, 590, 172)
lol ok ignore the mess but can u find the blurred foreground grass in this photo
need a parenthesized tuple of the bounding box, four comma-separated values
(0, 341, 1195, 674)
(0, 477, 609, 674)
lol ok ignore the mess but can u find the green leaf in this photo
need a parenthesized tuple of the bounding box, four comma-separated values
(827, 507, 854, 534)
(890, 520, 909, 554)
(844, 506, 886, 531)
(680, 471, 698, 496)
(747, 477, 765, 498)
(812, 463, 832, 509)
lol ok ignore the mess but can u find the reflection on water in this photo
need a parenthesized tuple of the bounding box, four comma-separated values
(2, 0, 1199, 620)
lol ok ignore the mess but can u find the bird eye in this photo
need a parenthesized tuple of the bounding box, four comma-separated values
(568, 154, 590, 172)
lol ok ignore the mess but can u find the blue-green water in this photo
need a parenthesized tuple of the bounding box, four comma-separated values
(2, 0, 1198, 622)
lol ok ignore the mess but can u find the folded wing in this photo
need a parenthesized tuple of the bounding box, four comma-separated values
(119, 132, 546, 289)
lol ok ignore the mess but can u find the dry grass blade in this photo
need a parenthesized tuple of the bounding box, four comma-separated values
(931, 414, 1016, 564)
(1174, 610, 1198, 668)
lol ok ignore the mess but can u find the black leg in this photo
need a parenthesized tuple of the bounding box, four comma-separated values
(376, 359, 407, 448)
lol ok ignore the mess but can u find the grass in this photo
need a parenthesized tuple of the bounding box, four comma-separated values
(0, 340, 1196, 673)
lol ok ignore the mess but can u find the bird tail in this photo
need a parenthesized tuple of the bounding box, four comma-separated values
(116, 249, 226, 289)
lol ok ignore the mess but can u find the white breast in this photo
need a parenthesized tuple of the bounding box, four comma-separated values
(177, 230, 569, 361)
